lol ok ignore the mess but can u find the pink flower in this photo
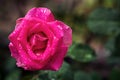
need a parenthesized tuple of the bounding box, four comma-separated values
(8, 7, 72, 71)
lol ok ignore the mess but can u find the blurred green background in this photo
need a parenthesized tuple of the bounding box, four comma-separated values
(0, 0, 120, 80)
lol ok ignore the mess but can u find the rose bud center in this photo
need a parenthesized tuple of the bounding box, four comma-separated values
(28, 32, 48, 55)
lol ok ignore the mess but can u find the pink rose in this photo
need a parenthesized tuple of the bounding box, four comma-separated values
(8, 7, 72, 71)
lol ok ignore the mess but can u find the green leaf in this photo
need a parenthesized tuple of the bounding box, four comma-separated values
(87, 7, 120, 36)
(37, 71, 49, 80)
(74, 71, 92, 80)
(68, 43, 95, 62)
(48, 62, 73, 80)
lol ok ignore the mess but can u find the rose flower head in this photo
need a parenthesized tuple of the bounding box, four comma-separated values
(8, 7, 72, 71)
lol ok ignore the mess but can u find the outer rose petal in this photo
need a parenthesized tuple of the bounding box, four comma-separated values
(9, 43, 19, 59)
(56, 21, 72, 47)
(25, 7, 55, 22)
(48, 20, 72, 47)
(43, 47, 68, 70)
(8, 18, 24, 50)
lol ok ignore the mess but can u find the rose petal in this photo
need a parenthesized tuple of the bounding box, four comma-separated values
(56, 21, 72, 47)
(29, 33, 48, 49)
(9, 43, 19, 59)
(48, 20, 72, 47)
(15, 18, 24, 29)
(43, 47, 68, 71)
(8, 18, 24, 50)
(25, 7, 55, 22)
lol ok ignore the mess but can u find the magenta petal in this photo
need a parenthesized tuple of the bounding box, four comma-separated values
(9, 43, 19, 59)
(25, 7, 55, 22)
(8, 19, 23, 49)
(43, 47, 68, 71)
(56, 21, 72, 47)
(48, 20, 72, 47)
(15, 18, 24, 29)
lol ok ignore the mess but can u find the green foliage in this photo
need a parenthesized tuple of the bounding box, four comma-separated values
(74, 71, 102, 80)
(26, 62, 74, 80)
(74, 71, 92, 80)
(87, 7, 120, 36)
(29, 62, 103, 80)
(48, 62, 73, 80)
(68, 43, 96, 62)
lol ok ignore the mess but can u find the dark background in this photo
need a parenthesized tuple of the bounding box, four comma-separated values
(0, 0, 120, 80)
